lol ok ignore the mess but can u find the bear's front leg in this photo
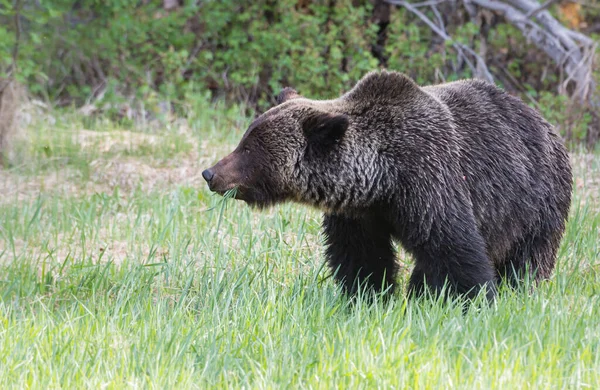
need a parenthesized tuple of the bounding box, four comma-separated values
(323, 213, 397, 296)
(407, 219, 497, 302)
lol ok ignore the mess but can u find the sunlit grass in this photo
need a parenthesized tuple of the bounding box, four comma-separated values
(0, 103, 599, 388)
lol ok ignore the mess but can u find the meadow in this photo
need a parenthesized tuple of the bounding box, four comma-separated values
(1, 101, 599, 388)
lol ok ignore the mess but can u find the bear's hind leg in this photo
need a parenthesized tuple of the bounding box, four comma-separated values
(498, 230, 561, 288)
(323, 213, 397, 296)
(408, 223, 497, 302)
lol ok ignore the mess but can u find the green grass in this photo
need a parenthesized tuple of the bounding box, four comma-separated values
(1, 104, 599, 388)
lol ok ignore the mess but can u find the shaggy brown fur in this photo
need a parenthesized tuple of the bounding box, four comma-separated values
(203, 70, 572, 301)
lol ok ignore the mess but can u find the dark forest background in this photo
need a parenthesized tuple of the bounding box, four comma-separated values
(1, 0, 599, 147)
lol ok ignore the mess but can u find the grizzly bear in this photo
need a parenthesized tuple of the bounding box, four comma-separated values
(202, 71, 572, 301)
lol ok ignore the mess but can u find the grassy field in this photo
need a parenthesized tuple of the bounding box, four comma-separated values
(1, 102, 599, 389)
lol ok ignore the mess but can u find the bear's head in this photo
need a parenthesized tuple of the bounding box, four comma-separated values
(202, 71, 421, 210)
(202, 89, 351, 209)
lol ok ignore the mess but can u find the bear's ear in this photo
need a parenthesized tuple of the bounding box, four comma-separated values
(276, 87, 301, 105)
(302, 113, 349, 147)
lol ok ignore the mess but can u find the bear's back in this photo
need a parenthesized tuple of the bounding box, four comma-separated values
(423, 80, 571, 263)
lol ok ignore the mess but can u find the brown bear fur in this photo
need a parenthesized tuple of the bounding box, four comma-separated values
(203, 70, 572, 301)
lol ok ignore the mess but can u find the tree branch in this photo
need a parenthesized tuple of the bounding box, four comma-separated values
(386, 0, 495, 82)
(523, 0, 558, 19)
(402, 0, 451, 8)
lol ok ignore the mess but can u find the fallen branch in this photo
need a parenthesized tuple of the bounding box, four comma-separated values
(385, 0, 599, 145)
(469, 0, 596, 106)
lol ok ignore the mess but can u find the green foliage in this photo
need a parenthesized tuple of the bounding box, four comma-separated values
(0, 0, 380, 106)
(386, 9, 446, 84)
(535, 92, 593, 145)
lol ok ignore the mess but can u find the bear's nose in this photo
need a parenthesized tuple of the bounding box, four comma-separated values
(202, 169, 214, 183)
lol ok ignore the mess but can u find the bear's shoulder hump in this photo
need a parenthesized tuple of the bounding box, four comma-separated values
(342, 71, 422, 104)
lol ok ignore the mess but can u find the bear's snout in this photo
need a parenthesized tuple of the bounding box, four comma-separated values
(202, 168, 215, 183)
(203, 152, 247, 195)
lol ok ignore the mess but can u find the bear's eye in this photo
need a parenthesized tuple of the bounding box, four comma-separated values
(244, 147, 251, 154)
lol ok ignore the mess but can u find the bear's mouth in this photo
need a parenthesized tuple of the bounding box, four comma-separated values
(211, 186, 250, 202)
(214, 187, 273, 209)
(208, 180, 278, 209)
